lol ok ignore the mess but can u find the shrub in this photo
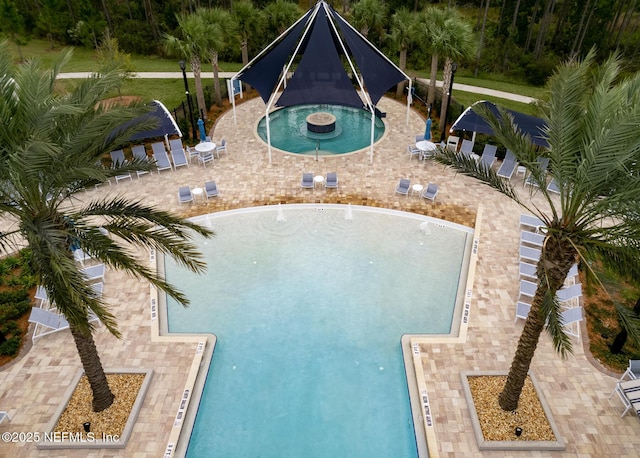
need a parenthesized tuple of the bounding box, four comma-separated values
(0, 337, 21, 356)
(0, 300, 31, 322)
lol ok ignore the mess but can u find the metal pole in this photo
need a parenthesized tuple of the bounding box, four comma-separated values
(179, 60, 198, 141)
(439, 62, 458, 143)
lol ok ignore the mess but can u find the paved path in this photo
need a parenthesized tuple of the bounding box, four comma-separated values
(57, 72, 536, 104)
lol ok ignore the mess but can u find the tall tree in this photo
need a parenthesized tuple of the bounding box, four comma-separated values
(349, 0, 387, 40)
(474, 0, 491, 77)
(165, 12, 209, 120)
(0, 41, 214, 411)
(0, 0, 26, 60)
(198, 7, 237, 106)
(264, 0, 301, 36)
(389, 8, 417, 97)
(233, 0, 266, 67)
(435, 50, 640, 411)
(418, 6, 448, 106)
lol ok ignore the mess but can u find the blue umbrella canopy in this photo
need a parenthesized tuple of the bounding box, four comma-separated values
(197, 118, 206, 142)
(424, 118, 432, 141)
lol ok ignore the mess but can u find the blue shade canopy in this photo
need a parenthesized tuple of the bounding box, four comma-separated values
(128, 100, 182, 140)
(451, 101, 548, 148)
(235, 0, 407, 108)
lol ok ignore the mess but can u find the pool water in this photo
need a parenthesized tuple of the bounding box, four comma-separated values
(257, 105, 385, 155)
(165, 205, 472, 457)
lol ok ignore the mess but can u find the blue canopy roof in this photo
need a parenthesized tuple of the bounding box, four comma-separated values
(451, 101, 548, 148)
(128, 100, 181, 140)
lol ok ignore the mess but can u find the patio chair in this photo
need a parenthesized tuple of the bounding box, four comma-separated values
(520, 214, 546, 232)
(151, 142, 172, 173)
(421, 183, 439, 202)
(415, 134, 425, 143)
(459, 139, 474, 158)
(556, 283, 582, 305)
(524, 157, 550, 187)
(301, 173, 314, 189)
(29, 306, 101, 343)
(560, 306, 583, 341)
(131, 145, 150, 177)
(612, 378, 640, 417)
(178, 186, 194, 204)
(478, 144, 497, 169)
(520, 230, 545, 247)
(204, 180, 219, 199)
(169, 139, 189, 169)
(325, 172, 338, 189)
(514, 301, 531, 322)
(519, 246, 541, 263)
(497, 150, 518, 179)
(0, 411, 10, 424)
(216, 139, 227, 157)
(547, 178, 560, 194)
(519, 279, 538, 298)
(610, 361, 640, 399)
(187, 145, 200, 162)
(198, 150, 215, 167)
(395, 178, 410, 196)
(407, 144, 421, 160)
(110, 150, 132, 183)
(34, 285, 50, 307)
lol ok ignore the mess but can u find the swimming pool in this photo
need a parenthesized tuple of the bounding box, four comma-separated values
(256, 105, 385, 155)
(165, 205, 473, 457)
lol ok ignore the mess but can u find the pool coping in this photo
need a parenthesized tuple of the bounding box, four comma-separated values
(156, 204, 479, 458)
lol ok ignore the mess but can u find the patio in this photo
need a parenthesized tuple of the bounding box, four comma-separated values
(0, 95, 636, 457)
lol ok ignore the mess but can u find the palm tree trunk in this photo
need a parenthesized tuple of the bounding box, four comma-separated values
(474, 0, 491, 77)
(427, 53, 438, 106)
(499, 235, 576, 411)
(439, 59, 453, 136)
(191, 57, 207, 121)
(69, 323, 114, 412)
(396, 48, 407, 97)
(211, 52, 222, 107)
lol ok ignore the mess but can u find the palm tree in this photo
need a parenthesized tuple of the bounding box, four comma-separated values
(417, 6, 448, 106)
(164, 12, 209, 120)
(434, 50, 640, 411)
(349, 0, 387, 40)
(198, 7, 237, 107)
(0, 42, 214, 412)
(264, 0, 301, 36)
(389, 8, 418, 97)
(233, 1, 267, 68)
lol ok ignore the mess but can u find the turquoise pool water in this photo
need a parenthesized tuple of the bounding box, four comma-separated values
(256, 105, 385, 155)
(165, 205, 471, 457)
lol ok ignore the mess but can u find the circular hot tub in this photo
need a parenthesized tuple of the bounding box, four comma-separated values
(306, 112, 336, 133)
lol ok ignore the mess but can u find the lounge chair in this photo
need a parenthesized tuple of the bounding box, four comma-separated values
(131, 145, 150, 177)
(407, 144, 421, 160)
(609, 361, 640, 400)
(216, 139, 228, 157)
(478, 144, 497, 169)
(445, 135, 459, 151)
(204, 180, 219, 199)
(73, 248, 92, 266)
(519, 262, 537, 279)
(110, 150, 132, 183)
(459, 139, 474, 158)
(325, 172, 338, 189)
(524, 157, 550, 187)
(169, 139, 189, 169)
(547, 178, 560, 194)
(514, 301, 531, 322)
(395, 178, 410, 196)
(421, 183, 439, 202)
(520, 230, 545, 247)
(520, 214, 545, 232)
(613, 378, 640, 417)
(34, 285, 49, 307)
(497, 150, 518, 179)
(519, 246, 541, 262)
(81, 263, 105, 283)
(29, 306, 101, 343)
(519, 279, 538, 298)
(151, 142, 173, 173)
(556, 283, 582, 305)
(560, 306, 583, 341)
(301, 173, 314, 189)
(0, 411, 10, 424)
(178, 186, 194, 204)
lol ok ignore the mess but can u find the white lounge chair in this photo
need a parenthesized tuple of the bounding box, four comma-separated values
(151, 142, 172, 173)
(204, 181, 219, 199)
(613, 378, 640, 417)
(497, 150, 518, 179)
(110, 150, 133, 183)
(524, 157, 550, 187)
(519, 262, 537, 279)
(519, 246, 541, 262)
(520, 214, 546, 232)
(459, 139, 474, 158)
(547, 178, 560, 194)
(81, 263, 105, 283)
(29, 306, 101, 343)
(556, 283, 582, 306)
(131, 145, 150, 178)
(519, 279, 538, 298)
(521, 230, 545, 247)
(395, 178, 410, 196)
(169, 139, 189, 169)
(34, 285, 49, 307)
(478, 144, 497, 169)
(560, 306, 583, 341)
(0, 411, 10, 424)
(445, 135, 459, 151)
(514, 301, 531, 322)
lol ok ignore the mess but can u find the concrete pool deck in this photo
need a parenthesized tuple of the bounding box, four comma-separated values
(0, 95, 636, 457)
